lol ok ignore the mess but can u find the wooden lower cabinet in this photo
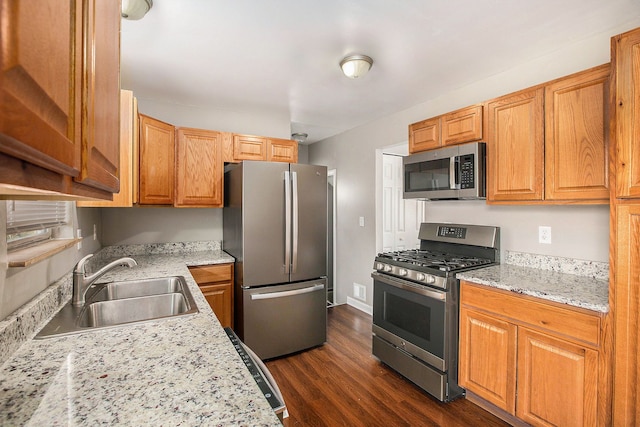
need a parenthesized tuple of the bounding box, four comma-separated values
(189, 264, 234, 328)
(516, 327, 598, 427)
(459, 308, 517, 413)
(459, 281, 602, 427)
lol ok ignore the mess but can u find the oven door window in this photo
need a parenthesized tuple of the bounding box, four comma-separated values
(404, 158, 451, 192)
(373, 279, 445, 359)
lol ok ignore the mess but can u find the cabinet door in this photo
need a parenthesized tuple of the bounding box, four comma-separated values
(614, 29, 640, 198)
(189, 264, 234, 329)
(545, 65, 609, 202)
(75, 0, 120, 193)
(200, 283, 233, 328)
(442, 105, 483, 146)
(175, 127, 223, 207)
(267, 138, 298, 163)
(232, 134, 266, 161)
(409, 117, 440, 153)
(0, 0, 82, 176)
(459, 308, 517, 413)
(139, 114, 175, 205)
(612, 203, 640, 425)
(487, 88, 544, 202)
(516, 327, 598, 427)
(78, 91, 137, 207)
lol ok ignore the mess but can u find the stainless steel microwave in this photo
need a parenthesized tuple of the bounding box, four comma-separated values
(403, 141, 486, 200)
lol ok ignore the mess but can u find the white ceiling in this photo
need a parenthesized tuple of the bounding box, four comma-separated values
(121, 0, 640, 144)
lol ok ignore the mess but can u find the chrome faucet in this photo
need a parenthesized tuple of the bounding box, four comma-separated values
(72, 254, 138, 306)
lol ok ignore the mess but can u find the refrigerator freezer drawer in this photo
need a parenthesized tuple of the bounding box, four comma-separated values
(241, 279, 327, 359)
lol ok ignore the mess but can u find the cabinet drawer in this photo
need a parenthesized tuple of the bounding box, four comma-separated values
(189, 264, 233, 284)
(460, 281, 601, 348)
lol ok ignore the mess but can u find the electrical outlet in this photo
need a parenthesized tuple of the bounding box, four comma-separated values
(539, 226, 552, 244)
(93, 224, 97, 240)
(353, 283, 366, 301)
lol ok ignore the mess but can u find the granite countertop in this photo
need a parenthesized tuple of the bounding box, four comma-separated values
(0, 244, 282, 426)
(457, 262, 609, 313)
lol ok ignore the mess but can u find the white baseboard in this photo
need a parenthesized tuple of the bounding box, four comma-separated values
(346, 297, 373, 315)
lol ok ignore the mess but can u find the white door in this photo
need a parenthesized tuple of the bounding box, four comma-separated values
(382, 154, 425, 252)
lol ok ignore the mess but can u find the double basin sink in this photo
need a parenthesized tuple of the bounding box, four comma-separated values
(36, 276, 199, 338)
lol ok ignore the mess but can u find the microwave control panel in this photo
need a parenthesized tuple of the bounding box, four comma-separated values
(459, 154, 475, 189)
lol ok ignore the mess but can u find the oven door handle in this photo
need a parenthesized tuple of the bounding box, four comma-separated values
(372, 272, 447, 301)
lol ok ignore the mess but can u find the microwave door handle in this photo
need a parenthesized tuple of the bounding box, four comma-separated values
(449, 157, 457, 190)
(284, 171, 291, 274)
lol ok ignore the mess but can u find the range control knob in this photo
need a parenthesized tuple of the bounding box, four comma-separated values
(416, 273, 435, 284)
(399, 269, 408, 277)
(384, 265, 392, 272)
(376, 263, 384, 270)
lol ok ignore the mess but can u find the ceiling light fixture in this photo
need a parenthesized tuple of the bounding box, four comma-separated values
(122, 0, 153, 20)
(291, 133, 308, 143)
(339, 54, 373, 79)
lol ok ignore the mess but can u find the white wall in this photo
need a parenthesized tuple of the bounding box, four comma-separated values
(309, 23, 638, 309)
(99, 207, 222, 246)
(135, 97, 292, 139)
(0, 206, 101, 320)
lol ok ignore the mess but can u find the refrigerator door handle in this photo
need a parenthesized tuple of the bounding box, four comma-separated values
(291, 170, 299, 274)
(284, 171, 291, 274)
(250, 283, 325, 300)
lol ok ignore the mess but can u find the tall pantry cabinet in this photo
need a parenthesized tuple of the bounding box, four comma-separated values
(610, 27, 640, 426)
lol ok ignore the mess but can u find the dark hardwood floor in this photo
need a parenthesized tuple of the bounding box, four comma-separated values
(265, 305, 510, 427)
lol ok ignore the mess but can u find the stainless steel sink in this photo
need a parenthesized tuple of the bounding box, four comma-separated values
(36, 276, 199, 338)
(78, 293, 191, 327)
(85, 276, 185, 302)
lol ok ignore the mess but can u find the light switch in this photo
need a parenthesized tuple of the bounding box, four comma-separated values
(359, 216, 365, 227)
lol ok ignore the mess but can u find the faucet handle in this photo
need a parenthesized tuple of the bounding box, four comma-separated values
(74, 253, 94, 274)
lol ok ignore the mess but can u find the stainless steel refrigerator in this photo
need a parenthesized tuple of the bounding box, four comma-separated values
(223, 161, 328, 359)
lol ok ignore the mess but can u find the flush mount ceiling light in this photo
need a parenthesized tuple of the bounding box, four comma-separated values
(122, 0, 153, 20)
(291, 133, 308, 143)
(339, 54, 374, 79)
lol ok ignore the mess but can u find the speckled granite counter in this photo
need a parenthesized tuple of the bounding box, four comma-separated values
(457, 251, 609, 313)
(0, 243, 283, 426)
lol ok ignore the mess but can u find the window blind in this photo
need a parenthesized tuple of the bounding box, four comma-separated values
(6, 201, 69, 234)
(6, 201, 71, 250)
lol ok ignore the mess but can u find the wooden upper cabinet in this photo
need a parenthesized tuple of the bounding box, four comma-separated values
(175, 127, 223, 207)
(409, 117, 440, 153)
(486, 87, 545, 202)
(75, 0, 120, 193)
(232, 134, 267, 161)
(222, 133, 298, 163)
(267, 138, 298, 163)
(139, 114, 175, 205)
(613, 29, 640, 198)
(442, 105, 483, 146)
(0, 0, 120, 200)
(78, 90, 138, 208)
(545, 64, 610, 202)
(409, 104, 484, 153)
(0, 0, 82, 177)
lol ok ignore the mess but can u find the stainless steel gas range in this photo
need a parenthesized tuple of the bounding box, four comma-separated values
(371, 222, 500, 402)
